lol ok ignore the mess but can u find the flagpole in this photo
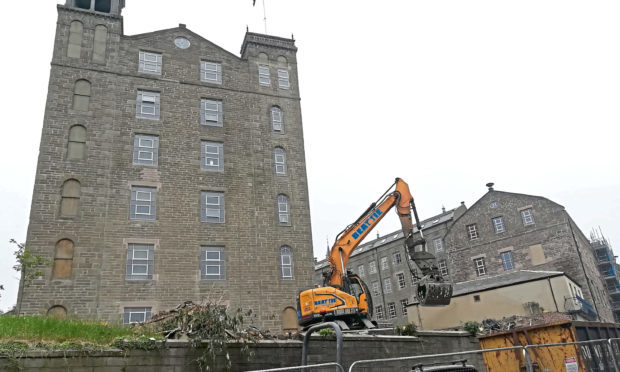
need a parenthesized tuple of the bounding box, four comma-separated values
(262, 0, 267, 34)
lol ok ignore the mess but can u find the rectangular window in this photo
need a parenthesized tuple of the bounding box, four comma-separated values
(501, 251, 514, 270)
(474, 257, 487, 276)
(393, 251, 402, 265)
(384, 278, 392, 293)
(201, 61, 222, 84)
(375, 305, 384, 320)
(434, 238, 443, 253)
(123, 307, 152, 325)
(369, 261, 377, 274)
(133, 135, 158, 166)
(130, 186, 156, 220)
(521, 208, 534, 226)
(400, 299, 409, 316)
(387, 302, 397, 319)
(278, 69, 290, 89)
(201, 191, 225, 223)
(396, 272, 406, 289)
(136, 90, 160, 119)
(467, 224, 479, 240)
(357, 265, 365, 277)
(277, 195, 290, 225)
(201, 141, 223, 171)
(492, 216, 505, 233)
(200, 99, 223, 126)
(126, 244, 154, 280)
(258, 65, 270, 86)
(138, 51, 162, 75)
(381, 257, 388, 270)
(438, 260, 449, 276)
(372, 281, 380, 296)
(201, 246, 225, 280)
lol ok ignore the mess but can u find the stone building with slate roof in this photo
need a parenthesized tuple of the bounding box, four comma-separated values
(18, 0, 313, 332)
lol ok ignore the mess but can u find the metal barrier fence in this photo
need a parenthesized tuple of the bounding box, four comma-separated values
(247, 337, 620, 371)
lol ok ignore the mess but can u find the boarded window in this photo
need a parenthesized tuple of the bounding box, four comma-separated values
(67, 125, 86, 160)
(529, 244, 545, 265)
(282, 307, 297, 332)
(52, 239, 74, 279)
(93, 25, 108, 63)
(60, 180, 81, 217)
(47, 305, 68, 318)
(73, 80, 91, 111)
(67, 21, 83, 58)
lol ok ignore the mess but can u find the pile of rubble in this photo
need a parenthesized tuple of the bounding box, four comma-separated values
(479, 312, 572, 334)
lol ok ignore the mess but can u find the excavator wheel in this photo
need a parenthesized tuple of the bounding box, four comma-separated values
(417, 277, 453, 306)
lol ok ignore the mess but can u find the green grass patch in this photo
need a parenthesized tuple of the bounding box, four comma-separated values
(0, 316, 159, 346)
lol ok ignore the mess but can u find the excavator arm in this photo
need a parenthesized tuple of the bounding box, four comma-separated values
(324, 178, 452, 306)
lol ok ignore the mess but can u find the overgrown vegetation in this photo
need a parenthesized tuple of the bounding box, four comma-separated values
(395, 322, 417, 336)
(462, 321, 482, 336)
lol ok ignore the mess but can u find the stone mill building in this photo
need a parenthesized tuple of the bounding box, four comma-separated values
(18, 0, 314, 332)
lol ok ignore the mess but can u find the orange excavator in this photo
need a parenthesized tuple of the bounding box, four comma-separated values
(297, 178, 452, 330)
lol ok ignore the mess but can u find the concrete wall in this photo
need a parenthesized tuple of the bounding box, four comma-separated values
(408, 275, 582, 330)
(0, 333, 482, 372)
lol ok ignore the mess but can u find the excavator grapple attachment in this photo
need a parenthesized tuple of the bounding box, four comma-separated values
(417, 276, 453, 306)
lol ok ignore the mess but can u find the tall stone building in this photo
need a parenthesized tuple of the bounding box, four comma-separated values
(18, 0, 314, 332)
(315, 184, 614, 325)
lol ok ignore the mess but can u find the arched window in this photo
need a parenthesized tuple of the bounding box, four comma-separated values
(282, 307, 297, 332)
(280, 246, 293, 279)
(47, 305, 68, 318)
(67, 20, 83, 58)
(60, 179, 81, 217)
(273, 147, 286, 176)
(270, 106, 283, 133)
(277, 194, 290, 225)
(73, 80, 91, 111)
(67, 125, 86, 160)
(52, 239, 74, 279)
(93, 25, 108, 63)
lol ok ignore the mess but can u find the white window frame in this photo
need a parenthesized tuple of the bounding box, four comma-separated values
(126, 244, 154, 280)
(201, 61, 222, 84)
(501, 251, 515, 270)
(381, 257, 388, 270)
(277, 194, 290, 225)
(131, 186, 156, 220)
(467, 224, 479, 240)
(201, 99, 223, 126)
(387, 302, 397, 319)
(357, 265, 365, 277)
(202, 191, 225, 223)
(434, 238, 444, 252)
(123, 307, 152, 325)
(396, 272, 406, 289)
(474, 257, 487, 276)
(492, 216, 506, 234)
(384, 278, 392, 293)
(278, 69, 290, 89)
(201, 246, 225, 280)
(375, 305, 384, 319)
(280, 246, 293, 279)
(201, 141, 223, 171)
(133, 135, 158, 166)
(521, 209, 534, 226)
(393, 251, 402, 265)
(136, 90, 160, 119)
(438, 260, 448, 276)
(274, 148, 287, 175)
(372, 281, 380, 296)
(258, 65, 270, 86)
(400, 299, 409, 315)
(270, 107, 283, 132)
(369, 261, 377, 274)
(138, 51, 162, 75)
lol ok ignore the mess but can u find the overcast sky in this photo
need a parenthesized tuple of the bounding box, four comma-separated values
(0, 1, 619, 311)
